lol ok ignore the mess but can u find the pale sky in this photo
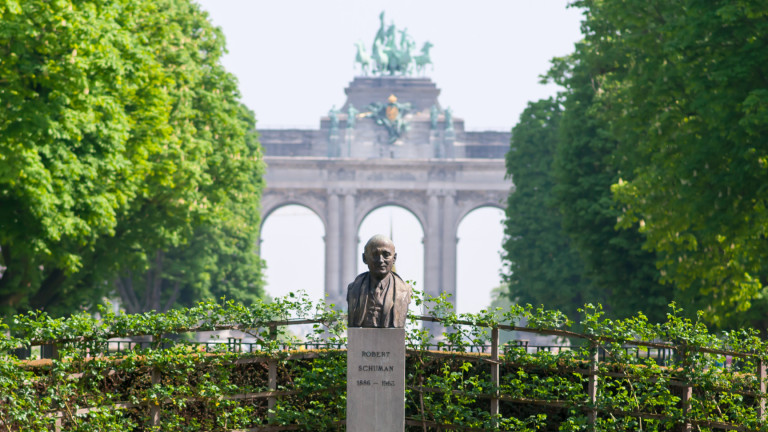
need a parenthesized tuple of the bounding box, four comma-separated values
(196, 1, 584, 314)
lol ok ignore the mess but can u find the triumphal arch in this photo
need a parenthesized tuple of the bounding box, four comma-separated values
(259, 16, 512, 308)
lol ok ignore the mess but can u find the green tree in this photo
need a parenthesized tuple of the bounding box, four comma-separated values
(0, 0, 173, 314)
(569, 0, 768, 328)
(105, 0, 265, 313)
(548, 49, 670, 323)
(502, 98, 589, 320)
(0, 0, 265, 316)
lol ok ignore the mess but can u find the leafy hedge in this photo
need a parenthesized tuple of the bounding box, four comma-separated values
(1, 293, 767, 431)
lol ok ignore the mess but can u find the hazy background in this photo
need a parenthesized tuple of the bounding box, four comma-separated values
(196, 1, 584, 313)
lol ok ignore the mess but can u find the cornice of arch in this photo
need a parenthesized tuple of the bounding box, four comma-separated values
(354, 190, 428, 232)
(261, 189, 328, 228)
(452, 190, 508, 233)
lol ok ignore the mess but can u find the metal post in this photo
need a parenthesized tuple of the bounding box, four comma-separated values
(150, 367, 161, 426)
(268, 359, 277, 419)
(758, 357, 766, 422)
(268, 323, 278, 420)
(587, 343, 599, 428)
(680, 349, 692, 432)
(490, 327, 500, 420)
(681, 385, 692, 431)
(148, 334, 161, 427)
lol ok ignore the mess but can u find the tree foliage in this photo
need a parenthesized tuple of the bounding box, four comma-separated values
(502, 98, 589, 320)
(570, 0, 768, 328)
(103, 0, 265, 314)
(503, 88, 669, 322)
(506, 0, 768, 329)
(548, 47, 670, 323)
(0, 0, 265, 316)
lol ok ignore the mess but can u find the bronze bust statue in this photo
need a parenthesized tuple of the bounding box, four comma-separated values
(347, 235, 413, 328)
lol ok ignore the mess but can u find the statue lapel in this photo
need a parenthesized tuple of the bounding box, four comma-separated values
(381, 273, 395, 320)
(351, 273, 369, 326)
(391, 273, 410, 327)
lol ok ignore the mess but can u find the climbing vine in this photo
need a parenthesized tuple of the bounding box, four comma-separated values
(0, 292, 766, 431)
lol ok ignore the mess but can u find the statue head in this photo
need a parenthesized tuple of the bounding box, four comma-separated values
(362, 235, 397, 279)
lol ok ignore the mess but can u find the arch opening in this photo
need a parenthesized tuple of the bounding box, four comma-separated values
(260, 204, 325, 305)
(455, 206, 505, 315)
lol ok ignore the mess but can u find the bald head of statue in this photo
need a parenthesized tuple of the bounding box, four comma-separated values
(362, 234, 397, 281)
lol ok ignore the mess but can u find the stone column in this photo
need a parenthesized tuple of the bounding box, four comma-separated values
(441, 191, 458, 309)
(341, 191, 358, 294)
(325, 192, 341, 306)
(424, 191, 441, 300)
(423, 191, 443, 337)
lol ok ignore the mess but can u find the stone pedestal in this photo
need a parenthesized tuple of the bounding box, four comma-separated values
(347, 328, 406, 431)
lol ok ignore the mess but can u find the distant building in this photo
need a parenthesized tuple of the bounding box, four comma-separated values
(259, 75, 512, 318)
(259, 77, 510, 160)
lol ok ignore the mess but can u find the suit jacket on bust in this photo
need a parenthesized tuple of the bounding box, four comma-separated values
(347, 271, 412, 328)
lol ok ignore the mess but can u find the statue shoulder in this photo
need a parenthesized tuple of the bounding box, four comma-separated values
(391, 272, 411, 288)
(349, 272, 369, 288)
(347, 272, 368, 303)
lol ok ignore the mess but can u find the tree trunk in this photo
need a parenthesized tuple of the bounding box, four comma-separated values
(117, 250, 177, 314)
(115, 273, 141, 314)
(143, 250, 164, 312)
(0, 245, 28, 308)
(28, 268, 67, 311)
